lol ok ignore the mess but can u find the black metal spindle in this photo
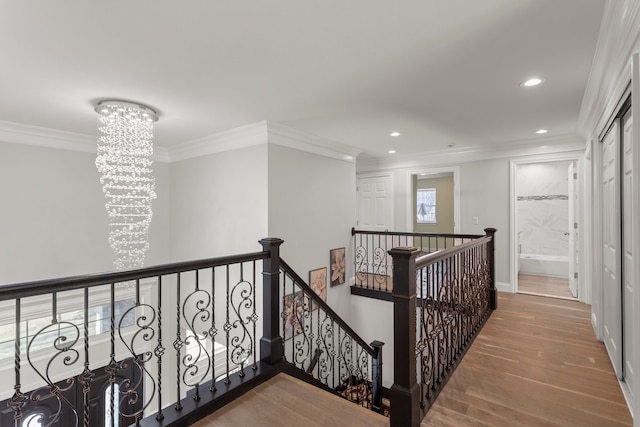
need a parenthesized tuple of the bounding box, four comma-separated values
(107, 283, 117, 427)
(9, 299, 26, 427)
(155, 276, 165, 420)
(252, 260, 257, 371)
(174, 273, 183, 410)
(224, 265, 231, 385)
(80, 287, 93, 427)
(210, 267, 217, 392)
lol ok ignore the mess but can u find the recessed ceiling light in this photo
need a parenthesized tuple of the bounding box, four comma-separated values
(536, 129, 548, 134)
(390, 131, 401, 137)
(521, 77, 544, 87)
(388, 150, 396, 154)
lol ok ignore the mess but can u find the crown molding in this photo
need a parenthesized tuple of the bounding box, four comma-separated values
(266, 121, 361, 163)
(0, 119, 96, 153)
(577, 0, 640, 140)
(166, 121, 268, 162)
(0, 118, 361, 164)
(0, 119, 172, 162)
(356, 134, 585, 172)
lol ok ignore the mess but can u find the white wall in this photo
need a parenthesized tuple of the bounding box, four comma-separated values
(357, 158, 510, 286)
(267, 143, 356, 323)
(169, 144, 269, 261)
(0, 141, 171, 284)
(516, 161, 571, 257)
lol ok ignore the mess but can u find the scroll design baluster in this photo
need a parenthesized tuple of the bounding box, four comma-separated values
(26, 315, 80, 427)
(229, 263, 257, 377)
(181, 271, 212, 401)
(317, 315, 335, 386)
(117, 281, 157, 424)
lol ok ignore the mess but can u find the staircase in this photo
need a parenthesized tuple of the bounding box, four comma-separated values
(192, 373, 389, 427)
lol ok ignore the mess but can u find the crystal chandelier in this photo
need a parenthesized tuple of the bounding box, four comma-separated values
(94, 100, 158, 271)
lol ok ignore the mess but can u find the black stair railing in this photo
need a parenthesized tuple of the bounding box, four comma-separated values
(278, 258, 383, 412)
(389, 228, 497, 427)
(0, 238, 383, 427)
(352, 228, 484, 293)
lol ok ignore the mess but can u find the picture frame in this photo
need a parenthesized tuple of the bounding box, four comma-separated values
(283, 291, 306, 339)
(309, 267, 327, 304)
(330, 247, 346, 286)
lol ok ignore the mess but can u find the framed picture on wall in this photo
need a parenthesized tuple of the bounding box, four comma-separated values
(330, 247, 346, 286)
(283, 291, 306, 339)
(309, 267, 327, 304)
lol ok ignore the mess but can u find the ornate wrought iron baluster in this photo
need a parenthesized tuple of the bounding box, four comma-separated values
(106, 283, 118, 427)
(9, 299, 27, 427)
(181, 270, 212, 402)
(155, 276, 165, 420)
(210, 267, 217, 392)
(27, 291, 80, 427)
(174, 273, 183, 410)
(252, 260, 257, 371)
(224, 265, 231, 385)
(117, 278, 156, 426)
(79, 287, 94, 427)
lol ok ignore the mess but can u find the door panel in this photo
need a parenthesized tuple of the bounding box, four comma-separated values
(357, 175, 392, 231)
(602, 121, 622, 378)
(622, 109, 634, 392)
(568, 163, 578, 298)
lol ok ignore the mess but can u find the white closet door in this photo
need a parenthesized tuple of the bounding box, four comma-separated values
(602, 120, 623, 378)
(622, 109, 634, 391)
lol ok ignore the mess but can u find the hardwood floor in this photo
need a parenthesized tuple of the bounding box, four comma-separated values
(518, 273, 575, 299)
(191, 293, 630, 427)
(191, 373, 390, 427)
(421, 292, 632, 426)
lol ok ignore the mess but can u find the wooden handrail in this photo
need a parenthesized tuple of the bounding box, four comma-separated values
(352, 227, 483, 240)
(0, 251, 269, 301)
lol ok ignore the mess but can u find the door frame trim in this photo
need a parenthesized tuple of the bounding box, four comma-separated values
(405, 166, 460, 234)
(509, 153, 584, 297)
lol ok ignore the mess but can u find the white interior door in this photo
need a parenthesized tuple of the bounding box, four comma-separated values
(622, 108, 634, 391)
(602, 120, 623, 378)
(568, 163, 578, 298)
(357, 175, 392, 231)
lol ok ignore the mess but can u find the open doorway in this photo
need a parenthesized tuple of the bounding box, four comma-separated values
(512, 160, 579, 299)
(412, 172, 454, 234)
(406, 166, 460, 234)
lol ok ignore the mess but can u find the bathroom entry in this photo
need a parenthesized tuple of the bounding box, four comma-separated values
(515, 160, 578, 299)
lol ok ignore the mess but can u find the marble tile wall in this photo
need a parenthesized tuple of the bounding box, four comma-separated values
(516, 162, 572, 257)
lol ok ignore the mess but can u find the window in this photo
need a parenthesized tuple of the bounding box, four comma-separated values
(104, 383, 120, 427)
(0, 299, 135, 361)
(417, 188, 437, 223)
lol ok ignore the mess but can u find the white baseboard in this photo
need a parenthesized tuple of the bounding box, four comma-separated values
(496, 281, 514, 293)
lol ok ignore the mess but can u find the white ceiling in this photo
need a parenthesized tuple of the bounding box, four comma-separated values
(0, 0, 605, 161)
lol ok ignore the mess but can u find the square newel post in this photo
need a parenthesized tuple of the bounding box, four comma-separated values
(484, 228, 497, 310)
(370, 340, 384, 414)
(389, 247, 421, 427)
(259, 238, 285, 365)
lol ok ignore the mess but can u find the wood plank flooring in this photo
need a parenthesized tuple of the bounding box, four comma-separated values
(422, 292, 632, 426)
(518, 273, 574, 299)
(190, 293, 630, 427)
(191, 373, 390, 427)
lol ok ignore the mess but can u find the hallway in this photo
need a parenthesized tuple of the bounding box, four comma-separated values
(422, 292, 631, 426)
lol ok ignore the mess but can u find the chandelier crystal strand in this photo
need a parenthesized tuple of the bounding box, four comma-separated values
(95, 101, 157, 270)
